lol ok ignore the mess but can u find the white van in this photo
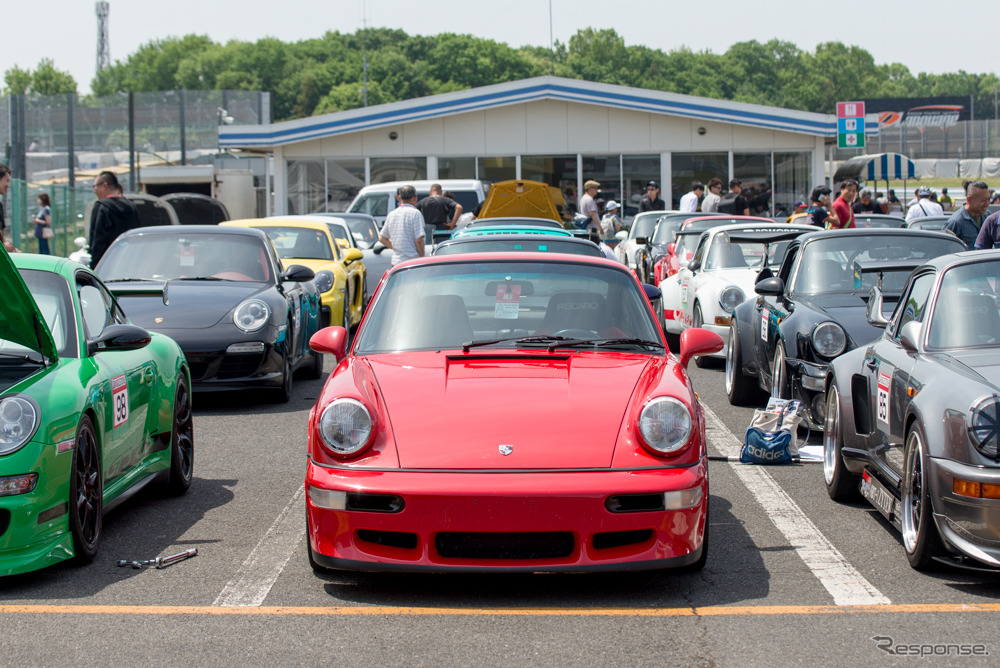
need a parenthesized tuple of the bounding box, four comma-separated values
(346, 179, 489, 224)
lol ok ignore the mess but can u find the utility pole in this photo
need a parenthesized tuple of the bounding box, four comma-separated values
(96, 2, 110, 73)
(549, 0, 555, 75)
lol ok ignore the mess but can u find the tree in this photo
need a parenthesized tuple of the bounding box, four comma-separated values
(3, 60, 76, 96)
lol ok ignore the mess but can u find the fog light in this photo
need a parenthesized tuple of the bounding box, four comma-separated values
(308, 487, 347, 510)
(811, 394, 826, 423)
(664, 486, 703, 510)
(0, 473, 38, 497)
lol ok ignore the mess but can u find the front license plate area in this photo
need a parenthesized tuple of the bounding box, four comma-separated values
(861, 470, 898, 526)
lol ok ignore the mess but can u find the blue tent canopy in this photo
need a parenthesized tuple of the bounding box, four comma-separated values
(834, 153, 916, 183)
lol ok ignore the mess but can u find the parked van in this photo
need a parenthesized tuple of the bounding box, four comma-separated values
(346, 179, 489, 224)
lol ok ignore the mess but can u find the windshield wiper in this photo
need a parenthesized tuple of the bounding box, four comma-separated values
(104, 277, 161, 283)
(172, 276, 231, 281)
(0, 350, 45, 363)
(461, 335, 575, 353)
(547, 338, 666, 351)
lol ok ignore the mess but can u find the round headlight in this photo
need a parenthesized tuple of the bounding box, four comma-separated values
(719, 286, 746, 314)
(318, 398, 374, 456)
(0, 396, 40, 455)
(968, 395, 1000, 460)
(638, 397, 693, 455)
(233, 299, 271, 332)
(314, 270, 335, 294)
(811, 322, 847, 359)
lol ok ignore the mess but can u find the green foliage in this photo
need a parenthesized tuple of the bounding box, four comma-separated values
(75, 28, 999, 121)
(4, 60, 76, 95)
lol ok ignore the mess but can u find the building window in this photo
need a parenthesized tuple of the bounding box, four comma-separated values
(622, 155, 660, 219)
(670, 153, 728, 210)
(370, 157, 427, 184)
(287, 160, 325, 215)
(477, 157, 516, 183)
(772, 152, 812, 218)
(326, 159, 366, 212)
(439, 157, 477, 179)
(733, 153, 773, 216)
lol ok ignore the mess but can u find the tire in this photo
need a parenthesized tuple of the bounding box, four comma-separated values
(272, 354, 293, 404)
(771, 344, 789, 398)
(692, 304, 715, 368)
(69, 415, 102, 563)
(901, 426, 946, 570)
(823, 384, 860, 501)
(165, 374, 194, 496)
(726, 321, 762, 405)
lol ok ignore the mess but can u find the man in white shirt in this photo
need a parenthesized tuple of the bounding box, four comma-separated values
(578, 180, 601, 232)
(378, 185, 426, 264)
(905, 186, 943, 223)
(679, 181, 704, 213)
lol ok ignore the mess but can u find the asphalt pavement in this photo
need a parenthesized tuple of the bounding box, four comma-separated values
(1, 356, 998, 666)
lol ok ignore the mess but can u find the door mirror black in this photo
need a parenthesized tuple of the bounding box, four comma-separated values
(755, 276, 784, 296)
(89, 324, 151, 355)
(281, 264, 315, 283)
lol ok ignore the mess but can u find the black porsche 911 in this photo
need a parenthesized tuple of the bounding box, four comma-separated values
(724, 228, 965, 427)
(95, 225, 324, 403)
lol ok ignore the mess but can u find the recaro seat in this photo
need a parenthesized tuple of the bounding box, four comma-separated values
(409, 294, 473, 349)
(537, 292, 607, 334)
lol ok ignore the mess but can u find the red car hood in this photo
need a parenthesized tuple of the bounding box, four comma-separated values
(368, 352, 650, 469)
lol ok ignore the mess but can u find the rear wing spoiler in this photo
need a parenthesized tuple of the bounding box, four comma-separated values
(852, 260, 921, 290)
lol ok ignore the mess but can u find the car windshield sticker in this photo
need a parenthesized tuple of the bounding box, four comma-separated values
(495, 284, 521, 320)
(761, 310, 769, 341)
(877, 369, 892, 429)
(853, 261, 863, 290)
(180, 243, 195, 267)
(112, 374, 129, 428)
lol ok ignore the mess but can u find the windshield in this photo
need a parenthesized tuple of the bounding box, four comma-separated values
(342, 218, 379, 248)
(704, 235, 786, 270)
(792, 234, 958, 295)
(355, 261, 661, 353)
(2, 269, 76, 359)
(348, 193, 388, 217)
(927, 261, 1000, 349)
(630, 214, 659, 240)
(98, 233, 273, 282)
(258, 227, 336, 261)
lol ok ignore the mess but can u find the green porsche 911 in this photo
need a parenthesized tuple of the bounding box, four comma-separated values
(0, 248, 192, 576)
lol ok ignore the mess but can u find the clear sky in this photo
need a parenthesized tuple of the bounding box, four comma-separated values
(5, 0, 991, 95)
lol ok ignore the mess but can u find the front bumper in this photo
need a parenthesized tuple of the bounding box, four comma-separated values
(786, 357, 830, 428)
(306, 462, 707, 572)
(929, 457, 1000, 568)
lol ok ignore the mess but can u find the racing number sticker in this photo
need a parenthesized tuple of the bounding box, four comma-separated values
(495, 284, 521, 320)
(112, 374, 129, 428)
(761, 311, 769, 341)
(877, 371, 891, 427)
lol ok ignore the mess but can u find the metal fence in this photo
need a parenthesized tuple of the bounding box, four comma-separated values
(2, 89, 269, 255)
(832, 119, 1000, 162)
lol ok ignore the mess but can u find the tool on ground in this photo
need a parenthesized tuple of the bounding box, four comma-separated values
(116, 547, 198, 569)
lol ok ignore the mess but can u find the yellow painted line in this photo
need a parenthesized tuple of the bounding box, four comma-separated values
(1, 603, 999, 617)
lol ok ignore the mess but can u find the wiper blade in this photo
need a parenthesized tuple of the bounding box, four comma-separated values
(550, 338, 666, 351)
(172, 276, 230, 281)
(0, 350, 45, 363)
(461, 335, 573, 352)
(104, 277, 161, 283)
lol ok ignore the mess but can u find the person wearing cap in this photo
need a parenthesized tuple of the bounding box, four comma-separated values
(905, 186, 943, 223)
(600, 200, 621, 237)
(679, 181, 704, 213)
(852, 189, 880, 214)
(785, 200, 809, 224)
(579, 180, 602, 232)
(639, 181, 665, 212)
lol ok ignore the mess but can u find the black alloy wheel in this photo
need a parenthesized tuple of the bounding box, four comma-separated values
(166, 374, 194, 496)
(70, 415, 102, 563)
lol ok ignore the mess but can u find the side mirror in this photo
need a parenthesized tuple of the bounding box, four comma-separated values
(615, 230, 628, 242)
(755, 266, 774, 282)
(687, 259, 701, 273)
(642, 283, 662, 303)
(89, 324, 151, 355)
(634, 236, 647, 245)
(310, 326, 348, 361)
(899, 321, 921, 353)
(755, 276, 784, 296)
(74, 236, 88, 249)
(678, 328, 724, 369)
(866, 286, 889, 329)
(372, 242, 387, 255)
(343, 248, 364, 264)
(281, 264, 315, 283)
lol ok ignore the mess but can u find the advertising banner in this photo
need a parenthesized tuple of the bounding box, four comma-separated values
(863, 96, 971, 129)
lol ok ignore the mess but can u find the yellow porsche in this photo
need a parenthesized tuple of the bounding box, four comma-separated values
(221, 218, 366, 330)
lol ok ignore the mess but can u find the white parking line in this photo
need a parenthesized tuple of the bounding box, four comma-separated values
(213, 486, 307, 607)
(702, 405, 891, 606)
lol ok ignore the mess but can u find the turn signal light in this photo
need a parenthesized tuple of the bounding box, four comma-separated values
(953, 479, 1000, 499)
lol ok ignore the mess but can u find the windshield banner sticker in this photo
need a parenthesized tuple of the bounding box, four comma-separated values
(495, 284, 521, 320)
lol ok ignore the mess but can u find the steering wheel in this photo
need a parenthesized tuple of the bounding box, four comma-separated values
(554, 329, 598, 338)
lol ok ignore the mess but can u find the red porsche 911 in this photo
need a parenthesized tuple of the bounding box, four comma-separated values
(305, 253, 723, 573)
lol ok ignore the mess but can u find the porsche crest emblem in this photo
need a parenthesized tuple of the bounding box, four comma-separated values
(498, 444, 513, 456)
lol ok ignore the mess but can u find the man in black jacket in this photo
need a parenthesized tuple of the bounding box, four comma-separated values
(89, 171, 140, 268)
